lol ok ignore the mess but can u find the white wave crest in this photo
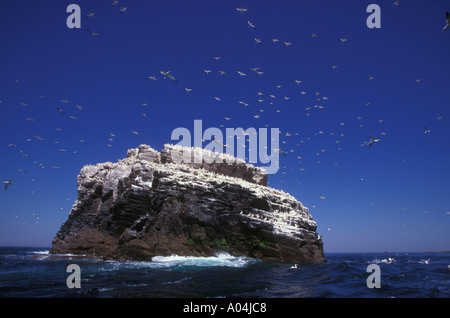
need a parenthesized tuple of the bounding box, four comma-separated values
(151, 252, 257, 268)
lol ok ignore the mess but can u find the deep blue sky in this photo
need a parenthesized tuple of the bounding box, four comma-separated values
(0, 0, 449, 253)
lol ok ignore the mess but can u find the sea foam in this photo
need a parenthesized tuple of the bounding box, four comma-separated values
(151, 252, 258, 268)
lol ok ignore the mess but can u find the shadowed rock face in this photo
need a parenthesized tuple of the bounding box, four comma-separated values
(50, 144, 325, 263)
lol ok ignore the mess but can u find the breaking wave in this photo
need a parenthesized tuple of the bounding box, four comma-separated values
(151, 252, 258, 268)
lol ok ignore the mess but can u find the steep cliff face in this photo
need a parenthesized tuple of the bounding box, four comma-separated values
(50, 144, 325, 263)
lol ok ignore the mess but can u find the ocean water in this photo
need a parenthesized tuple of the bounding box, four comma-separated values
(0, 247, 449, 298)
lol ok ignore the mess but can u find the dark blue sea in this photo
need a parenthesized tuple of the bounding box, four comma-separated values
(0, 247, 449, 299)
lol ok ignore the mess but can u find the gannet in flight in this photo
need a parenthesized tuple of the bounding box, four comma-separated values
(368, 135, 380, 147)
(56, 107, 66, 115)
(86, 29, 100, 36)
(424, 126, 431, 134)
(236, 8, 248, 13)
(212, 137, 229, 149)
(2, 179, 14, 191)
(86, 12, 95, 18)
(275, 148, 287, 156)
(110, 0, 119, 6)
(247, 20, 255, 28)
(443, 12, 450, 30)
(157, 70, 178, 82)
(75, 104, 85, 112)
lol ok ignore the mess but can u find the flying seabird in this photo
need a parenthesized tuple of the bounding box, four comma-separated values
(2, 179, 14, 191)
(110, 0, 119, 6)
(86, 12, 95, 18)
(212, 136, 229, 149)
(247, 20, 255, 28)
(157, 70, 178, 82)
(443, 12, 450, 31)
(33, 133, 43, 141)
(119, 7, 128, 13)
(424, 126, 431, 134)
(236, 8, 248, 13)
(75, 104, 85, 112)
(237, 71, 247, 76)
(86, 29, 100, 36)
(275, 148, 287, 156)
(56, 107, 66, 115)
(368, 135, 381, 147)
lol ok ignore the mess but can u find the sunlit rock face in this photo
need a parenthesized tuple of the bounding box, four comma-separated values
(50, 144, 325, 263)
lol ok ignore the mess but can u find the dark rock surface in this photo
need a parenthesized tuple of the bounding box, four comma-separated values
(50, 144, 325, 263)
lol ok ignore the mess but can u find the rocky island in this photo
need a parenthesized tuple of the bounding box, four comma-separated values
(50, 144, 325, 263)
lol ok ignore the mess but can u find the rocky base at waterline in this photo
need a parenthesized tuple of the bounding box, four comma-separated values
(50, 144, 325, 263)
